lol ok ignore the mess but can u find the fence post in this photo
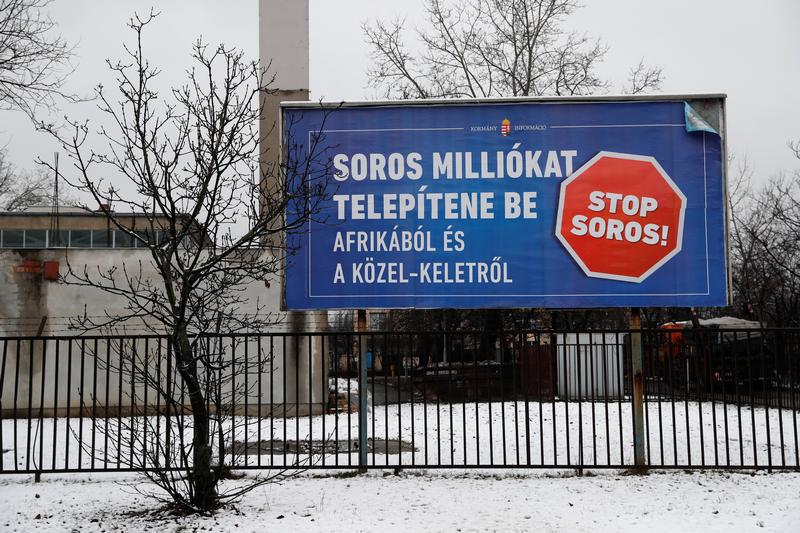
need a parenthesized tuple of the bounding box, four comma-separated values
(630, 308, 646, 467)
(357, 310, 368, 473)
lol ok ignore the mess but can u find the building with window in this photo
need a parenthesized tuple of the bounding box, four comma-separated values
(0, 205, 276, 335)
(0, 206, 327, 417)
(0, 205, 170, 251)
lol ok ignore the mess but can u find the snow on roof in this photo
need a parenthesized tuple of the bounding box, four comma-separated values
(665, 316, 762, 329)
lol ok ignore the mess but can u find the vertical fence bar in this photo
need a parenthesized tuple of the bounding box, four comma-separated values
(281, 334, 289, 466)
(244, 336, 250, 468)
(165, 338, 172, 470)
(422, 334, 429, 467)
(554, 334, 560, 466)
(410, 334, 416, 467)
(0, 340, 6, 473)
(602, 339, 611, 465)
(12, 340, 20, 471)
(537, 332, 545, 466)
(358, 331, 368, 472)
(721, 334, 731, 467)
(773, 332, 785, 467)
(267, 335, 273, 467)
(368, 334, 376, 466)
(396, 332, 402, 469)
(308, 334, 313, 466)
(522, 333, 531, 467)
(651, 333, 662, 466)
(117, 339, 124, 469)
(500, 333, 508, 465)
(463, 333, 470, 465)
(563, 333, 571, 466)
(732, 332, 743, 466)
(154, 339, 163, 471)
(512, 333, 520, 465)
(133, 340, 141, 470)
(707, 331, 719, 467)
(65, 340, 72, 470)
(332, 334, 339, 466)
(103, 339, 111, 470)
(346, 332, 353, 468)
(576, 333, 584, 470)
(77, 339, 85, 470)
(143, 338, 150, 471)
(761, 331, 772, 469)
(693, 330, 706, 466)
(36, 339, 46, 477)
(589, 333, 597, 467)
(90, 339, 99, 470)
(25, 339, 34, 472)
(472, 334, 480, 466)
(320, 334, 326, 467)
(487, 336, 495, 467)
(51, 340, 60, 471)
(679, 331, 691, 467)
(790, 331, 799, 467)
(385, 332, 391, 465)
(446, 332, 454, 467)
(666, 331, 677, 466)
(616, 331, 625, 465)
(293, 335, 299, 467)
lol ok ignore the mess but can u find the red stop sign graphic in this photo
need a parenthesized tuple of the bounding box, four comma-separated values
(555, 152, 686, 283)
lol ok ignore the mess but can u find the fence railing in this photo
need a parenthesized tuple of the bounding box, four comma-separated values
(1, 328, 798, 474)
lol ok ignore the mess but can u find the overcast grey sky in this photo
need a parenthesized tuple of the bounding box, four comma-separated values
(2, 0, 798, 193)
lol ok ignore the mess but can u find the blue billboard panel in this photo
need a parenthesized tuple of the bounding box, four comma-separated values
(283, 97, 728, 309)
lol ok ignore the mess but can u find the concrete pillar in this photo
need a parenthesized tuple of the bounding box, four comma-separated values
(259, 0, 328, 414)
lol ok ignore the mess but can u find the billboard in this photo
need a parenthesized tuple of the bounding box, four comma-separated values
(282, 96, 728, 309)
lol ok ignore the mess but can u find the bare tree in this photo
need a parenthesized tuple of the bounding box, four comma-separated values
(0, 148, 58, 210)
(728, 149, 800, 327)
(0, 0, 74, 117)
(364, 0, 662, 99)
(41, 12, 331, 512)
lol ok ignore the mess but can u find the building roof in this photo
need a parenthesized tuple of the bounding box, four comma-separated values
(0, 205, 162, 217)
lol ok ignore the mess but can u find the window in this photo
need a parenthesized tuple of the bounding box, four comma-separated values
(25, 230, 47, 248)
(113, 230, 135, 248)
(2, 230, 24, 248)
(91, 229, 112, 248)
(70, 230, 92, 248)
(50, 230, 70, 247)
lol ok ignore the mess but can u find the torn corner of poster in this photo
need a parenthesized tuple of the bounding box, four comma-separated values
(684, 102, 718, 135)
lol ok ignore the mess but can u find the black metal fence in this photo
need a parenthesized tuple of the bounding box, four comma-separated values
(1, 328, 798, 474)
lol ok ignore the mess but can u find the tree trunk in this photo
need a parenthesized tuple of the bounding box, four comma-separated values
(174, 330, 217, 510)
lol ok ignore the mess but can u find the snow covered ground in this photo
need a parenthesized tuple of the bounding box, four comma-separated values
(2, 398, 799, 531)
(0, 469, 799, 532)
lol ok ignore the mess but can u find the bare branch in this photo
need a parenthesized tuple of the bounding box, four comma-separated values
(623, 58, 663, 95)
(0, 0, 76, 118)
(364, 0, 618, 99)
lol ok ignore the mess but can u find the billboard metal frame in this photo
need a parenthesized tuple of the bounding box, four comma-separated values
(279, 94, 730, 310)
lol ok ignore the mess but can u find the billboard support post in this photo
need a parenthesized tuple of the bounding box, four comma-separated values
(630, 307, 646, 467)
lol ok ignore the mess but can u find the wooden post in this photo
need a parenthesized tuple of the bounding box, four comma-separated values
(630, 307, 646, 467)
